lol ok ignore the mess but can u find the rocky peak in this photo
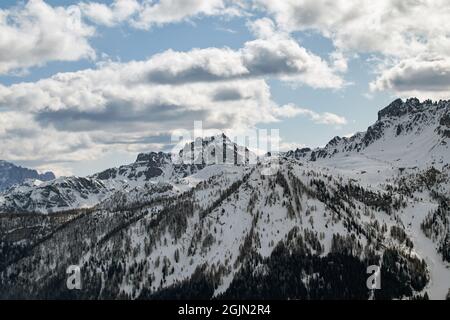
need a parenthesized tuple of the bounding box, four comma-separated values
(178, 133, 251, 165)
(284, 147, 311, 159)
(135, 151, 171, 165)
(377, 98, 405, 120)
(377, 98, 449, 121)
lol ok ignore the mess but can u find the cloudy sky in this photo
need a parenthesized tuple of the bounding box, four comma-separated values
(1, 0, 449, 176)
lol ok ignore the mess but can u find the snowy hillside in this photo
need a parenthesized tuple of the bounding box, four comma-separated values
(0, 98, 449, 300)
(287, 98, 449, 169)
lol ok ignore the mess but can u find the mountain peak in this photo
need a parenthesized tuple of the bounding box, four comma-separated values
(377, 97, 449, 121)
(135, 151, 170, 164)
(0, 160, 56, 191)
(377, 98, 405, 120)
(285, 98, 449, 166)
(178, 133, 249, 165)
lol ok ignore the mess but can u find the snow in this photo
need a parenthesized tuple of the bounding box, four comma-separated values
(401, 199, 450, 299)
(1, 100, 449, 299)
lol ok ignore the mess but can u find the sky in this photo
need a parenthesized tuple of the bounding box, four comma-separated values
(1, 0, 450, 176)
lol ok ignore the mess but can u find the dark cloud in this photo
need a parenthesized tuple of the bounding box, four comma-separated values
(139, 37, 341, 88)
(371, 58, 450, 97)
(213, 88, 244, 101)
(35, 102, 209, 132)
(390, 65, 450, 92)
(146, 66, 237, 85)
(244, 47, 303, 76)
(95, 133, 174, 146)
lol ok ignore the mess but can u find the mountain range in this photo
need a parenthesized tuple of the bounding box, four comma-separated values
(0, 161, 55, 192)
(0, 98, 449, 300)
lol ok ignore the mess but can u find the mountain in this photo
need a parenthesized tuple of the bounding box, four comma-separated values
(0, 134, 251, 214)
(0, 98, 449, 300)
(0, 160, 55, 191)
(286, 98, 449, 168)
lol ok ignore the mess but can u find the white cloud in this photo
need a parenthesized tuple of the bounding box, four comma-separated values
(370, 55, 450, 99)
(124, 33, 343, 88)
(133, 0, 242, 29)
(0, 0, 95, 75)
(274, 103, 347, 126)
(0, 0, 243, 76)
(241, 34, 344, 89)
(79, 0, 140, 27)
(0, 111, 101, 164)
(255, 0, 450, 99)
(330, 51, 348, 73)
(80, 0, 242, 29)
(255, 0, 450, 57)
(247, 17, 277, 39)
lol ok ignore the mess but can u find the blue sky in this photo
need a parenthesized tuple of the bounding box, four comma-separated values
(0, 1, 447, 176)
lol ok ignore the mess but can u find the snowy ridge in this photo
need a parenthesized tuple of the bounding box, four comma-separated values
(287, 98, 449, 170)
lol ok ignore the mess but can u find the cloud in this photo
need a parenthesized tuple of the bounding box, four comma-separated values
(0, 111, 101, 164)
(144, 47, 247, 84)
(247, 17, 277, 39)
(330, 51, 348, 73)
(0, 0, 243, 76)
(273, 103, 347, 126)
(0, 0, 95, 75)
(242, 37, 344, 88)
(79, 0, 140, 27)
(370, 56, 450, 99)
(0, 37, 344, 134)
(140, 33, 344, 89)
(80, 0, 242, 29)
(255, 0, 450, 57)
(212, 88, 244, 101)
(255, 0, 450, 98)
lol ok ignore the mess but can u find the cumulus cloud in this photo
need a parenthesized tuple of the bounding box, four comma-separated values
(255, 0, 450, 98)
(255, 0, 450, 57)
(80, 0, 242, 29)
(79, 0, 140, 27)
(370, 56, 450, 99)
(0, 0, 95, 75)
(141, 32, 344, 88)
(0, 111, 101, 164)
(247, 17, 277, 39)
(0, 0, 243, 76)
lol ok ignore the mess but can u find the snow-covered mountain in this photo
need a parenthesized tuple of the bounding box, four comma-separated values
(0, 98, 449, 300)
(0, 161, 55, 192)
(287, 98, 449, 169)
(0, 134, 251, 214)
